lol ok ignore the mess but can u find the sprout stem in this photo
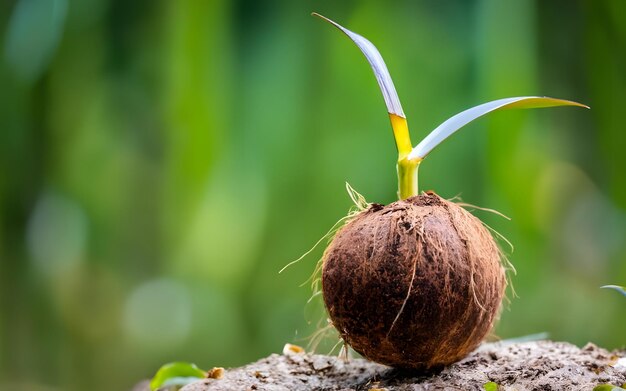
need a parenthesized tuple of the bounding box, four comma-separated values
(389, 113, 422, 200)
(397, 158, 420, 199)
(389, 114, 420, 199)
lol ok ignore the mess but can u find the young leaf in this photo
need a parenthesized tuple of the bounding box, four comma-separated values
(150, 362, 206, 391)
(312, 13, 414, 158)
(601, 285, 626, 298)
(407, 97, 589, 161)
(312, 13, 405, 118)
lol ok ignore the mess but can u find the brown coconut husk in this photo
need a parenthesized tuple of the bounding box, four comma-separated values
(321, 192, 507, 370)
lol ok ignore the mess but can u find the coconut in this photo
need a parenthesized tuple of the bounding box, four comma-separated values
(321, 192, 507, 370)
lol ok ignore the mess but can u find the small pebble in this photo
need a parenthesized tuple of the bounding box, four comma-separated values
(206, 367, 225, 380)
(312, 357, 333, 371)
(283, 343, 305, 355)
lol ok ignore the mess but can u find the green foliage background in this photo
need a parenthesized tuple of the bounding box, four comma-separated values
(1, 1, 625, 390)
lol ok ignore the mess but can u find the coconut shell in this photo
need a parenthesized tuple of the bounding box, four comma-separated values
(321, 192, 507, 370)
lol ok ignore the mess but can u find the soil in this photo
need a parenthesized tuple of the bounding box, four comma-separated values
(132, 340, 626, 391)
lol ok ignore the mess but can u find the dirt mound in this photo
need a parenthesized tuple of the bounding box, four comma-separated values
(175, 341, 626, 391)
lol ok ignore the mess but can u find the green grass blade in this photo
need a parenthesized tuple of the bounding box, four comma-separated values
(150, 362, 206, 390)
(408, 96, 588, 160)
(312, 13, 405, 118)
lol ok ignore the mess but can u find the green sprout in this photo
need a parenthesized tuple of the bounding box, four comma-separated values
(313, 13, 588, 200)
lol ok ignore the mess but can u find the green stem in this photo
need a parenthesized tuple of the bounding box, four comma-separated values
(397, 158, 420, 199)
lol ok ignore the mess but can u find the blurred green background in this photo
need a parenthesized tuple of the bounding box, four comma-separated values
(1, 0, 625, 389)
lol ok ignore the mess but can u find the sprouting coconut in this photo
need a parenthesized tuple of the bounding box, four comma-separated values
(309, 13, 588, 370)
(322, 192, 506, 370)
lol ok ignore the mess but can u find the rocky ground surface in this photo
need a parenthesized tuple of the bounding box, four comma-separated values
(136, 340, 626, 391)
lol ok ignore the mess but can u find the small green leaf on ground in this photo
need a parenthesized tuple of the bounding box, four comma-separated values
(483, 381, 499, 391)
(593, 384, 626, 391)
(601, 285, 626, 298)
(150, 362, 206, 390)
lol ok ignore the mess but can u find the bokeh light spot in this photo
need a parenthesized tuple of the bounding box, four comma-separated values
(26, 190, 88, 278)
(123, 278, 192, 348)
